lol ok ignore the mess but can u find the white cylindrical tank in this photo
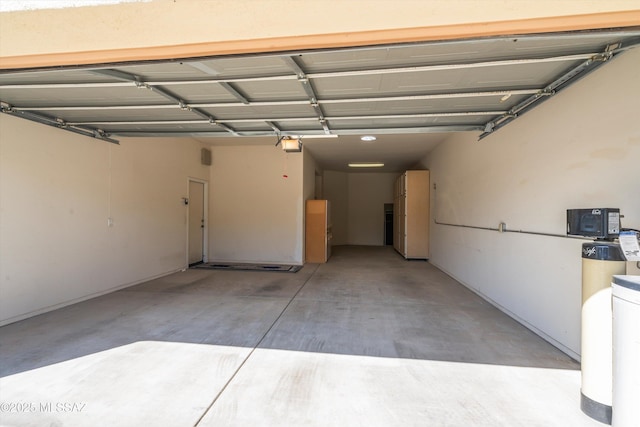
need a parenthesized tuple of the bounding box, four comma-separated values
(612, 275, 640, 427)
(581, 242, 626, 425)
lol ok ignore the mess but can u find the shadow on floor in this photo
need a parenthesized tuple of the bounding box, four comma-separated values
(0, 246, 578, 377)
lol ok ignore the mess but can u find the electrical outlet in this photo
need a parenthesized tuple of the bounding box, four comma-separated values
(107, 217, 114, 227)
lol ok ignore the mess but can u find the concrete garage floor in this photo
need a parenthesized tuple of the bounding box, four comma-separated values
(0, 246, 599, 426)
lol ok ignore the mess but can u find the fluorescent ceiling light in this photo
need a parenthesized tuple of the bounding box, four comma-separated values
(297, 134, 338, 139)
(360, 135, 377, 141)
(348, 162, 385, 168)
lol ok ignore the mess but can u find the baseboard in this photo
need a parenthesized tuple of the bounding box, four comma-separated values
(430, 260, 581, 362)
(0, 267, 185, 327)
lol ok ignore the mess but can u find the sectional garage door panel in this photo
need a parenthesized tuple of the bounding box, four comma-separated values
(1, 29, 639, 143)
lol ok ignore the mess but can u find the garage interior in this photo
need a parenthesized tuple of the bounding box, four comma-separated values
(1, 2, 639, 426)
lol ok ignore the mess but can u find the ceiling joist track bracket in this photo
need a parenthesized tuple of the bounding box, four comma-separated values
(0, 101, 119, 144)
(478, 40, 639, 140)
(92, 69, 239, 136)
(108, 125, 485, 138)
(217, 82, 250, 105)
(282, 56, 331, 135)
(8, 89, 542, 114)
(265, 121, 281, 133)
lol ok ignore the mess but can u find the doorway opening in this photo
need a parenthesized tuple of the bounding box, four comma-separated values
(384, 203, 394, 246)
(188, 179, 208, 266)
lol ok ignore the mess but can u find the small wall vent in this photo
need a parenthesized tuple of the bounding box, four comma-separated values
(201, 148, 212, 166)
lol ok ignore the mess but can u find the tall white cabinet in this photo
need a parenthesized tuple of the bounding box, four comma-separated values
(393, 170, 430, 259)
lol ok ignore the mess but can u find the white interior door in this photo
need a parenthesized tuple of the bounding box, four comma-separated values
(188, 180, 205, 265)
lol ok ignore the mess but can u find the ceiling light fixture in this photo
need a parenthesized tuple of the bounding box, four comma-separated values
(348, 162, 384, 168)
(360, 135, 377, 142)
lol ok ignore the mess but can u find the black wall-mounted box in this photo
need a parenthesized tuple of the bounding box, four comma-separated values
(567, 208, 620, 240)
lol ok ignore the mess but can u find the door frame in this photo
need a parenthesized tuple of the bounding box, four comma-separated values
(186, 177, 209, 266)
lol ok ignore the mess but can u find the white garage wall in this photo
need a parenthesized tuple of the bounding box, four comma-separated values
(303, 148, 319, 260)
(323, 171, 396, 246)
(208, 145, 304, 265)
(348, 173, 397, 246)
(418, 47, 640, 358)
(323, 171, 349, 245)
(0, 114, 210, 325)
(303, 147, 318, 203)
